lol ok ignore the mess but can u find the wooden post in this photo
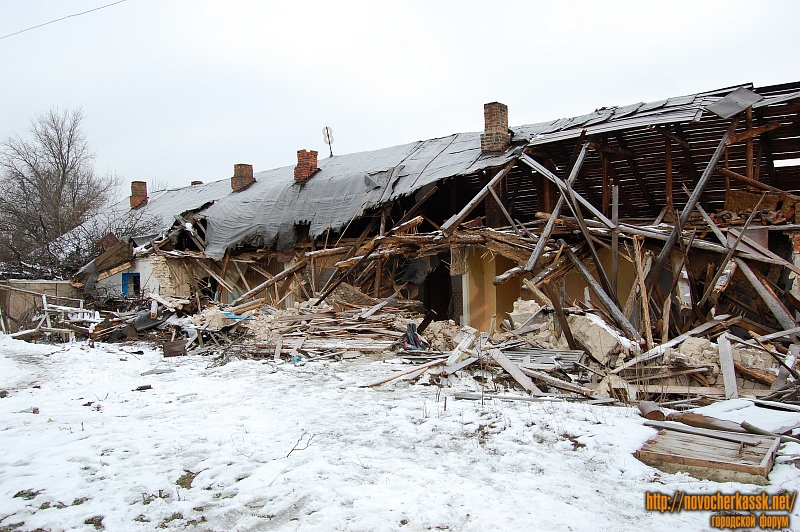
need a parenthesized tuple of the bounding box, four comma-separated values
(633, 236, 654, 350)
(665, 135, 673, 209)
(601, 153, 610, 217)
(611, 185, 619, 298)
(746, 107, 754, 179)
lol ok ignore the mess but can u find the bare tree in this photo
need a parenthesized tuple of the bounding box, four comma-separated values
(0, 108, 120, 276)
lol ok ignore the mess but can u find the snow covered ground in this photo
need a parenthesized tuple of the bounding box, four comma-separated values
(0, 336, 798, 531)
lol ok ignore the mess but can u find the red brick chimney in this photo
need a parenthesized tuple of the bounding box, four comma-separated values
(481, 102, 511, 153)
(130, 181, 148, 208)
(231, 164, 255, 192)
(294, 150, 318, 183)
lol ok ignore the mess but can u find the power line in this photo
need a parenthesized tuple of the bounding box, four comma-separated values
(0, 0, 128, 41)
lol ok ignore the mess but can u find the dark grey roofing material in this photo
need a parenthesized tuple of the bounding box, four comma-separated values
(200, 133, 516, 259)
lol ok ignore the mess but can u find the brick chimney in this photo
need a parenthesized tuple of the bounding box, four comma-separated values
(231, 164, 255, 192)
(130, 181, 148, 209)
(481, 102, 511, 153)
(294, 150, 318, 183)
(191, 180, 203, 186)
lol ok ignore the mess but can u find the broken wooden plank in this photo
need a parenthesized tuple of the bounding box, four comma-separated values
(360, 359, 445, 388)
(520, 367, 596, 397)
(454, 392, 585, 402)
(488, 348, 543, 395)
(717, 334, 739, 399)
(611, 314, 732, 374)
(443, 357, 478, 375)
(643, 420, 762, 446)
(733, 361, 777, 386)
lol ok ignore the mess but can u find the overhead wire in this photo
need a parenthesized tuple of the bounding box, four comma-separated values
(0, 0, 128, 41)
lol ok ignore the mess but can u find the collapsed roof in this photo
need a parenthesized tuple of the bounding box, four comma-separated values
(86, 80, 800, 260)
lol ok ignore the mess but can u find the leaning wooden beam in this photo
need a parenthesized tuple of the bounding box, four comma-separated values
(230, 259, 308, 306)
(717, 167, 786, 195)
(440, 159, 517, 235)
(698, 193, 765, 307)
(734, 257, 799, 336)
(562, 170, 619, 307)
(611, 314, 732, 374)
(520, 144, 589, 271)
(546, 283, 578, 350)
(695, 202, 728, 246)
(488, 348, 544, 395)
(644, 118, 740, 291)
(305, 246, 351, 258)
(563, 243, 642, 342)
(729, 228, 800, 277)
(195, 260, 235, 294)
(522, 153, 615, 229)
(614, 223, 783, 266)
(487, 185, 522, 236)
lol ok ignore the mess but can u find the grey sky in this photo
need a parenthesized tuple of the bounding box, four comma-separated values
(2, 1, 799, 194)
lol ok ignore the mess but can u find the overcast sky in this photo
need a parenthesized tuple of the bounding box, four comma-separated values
(2, 0, 799, 195)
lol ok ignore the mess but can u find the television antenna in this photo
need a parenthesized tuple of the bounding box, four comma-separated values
(322, 126, 334, 157)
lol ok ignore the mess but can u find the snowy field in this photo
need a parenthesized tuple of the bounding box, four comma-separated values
(0, 336, 798, 532)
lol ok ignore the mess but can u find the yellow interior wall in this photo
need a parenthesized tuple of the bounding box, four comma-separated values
(562, 247, 636, 310)
(466, 250, 523, 333)
(466, 250, 494, 332)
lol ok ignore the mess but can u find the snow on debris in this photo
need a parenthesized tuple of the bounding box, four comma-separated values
(0, 336, 798, 531)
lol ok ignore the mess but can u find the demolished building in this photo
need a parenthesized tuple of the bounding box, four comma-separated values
(4, 79, 800, 490)
(65, 81, 800, 338)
